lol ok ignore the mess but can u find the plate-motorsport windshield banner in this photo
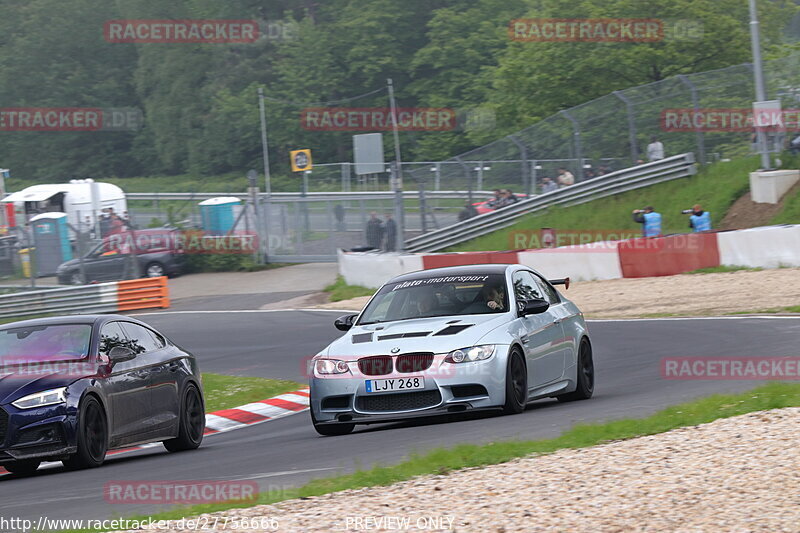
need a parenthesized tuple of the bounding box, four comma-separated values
(390, 275, 492, 292)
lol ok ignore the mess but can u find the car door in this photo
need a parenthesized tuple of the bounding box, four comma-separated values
(84, 245, 127, 281)
(99, 321, 152, 444)
(511, 270, 565, 388)
(120, 322, 180, 436)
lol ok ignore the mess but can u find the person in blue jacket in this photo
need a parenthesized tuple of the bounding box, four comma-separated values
(688, 204, 712, 232)
(632, 206, 662, 237)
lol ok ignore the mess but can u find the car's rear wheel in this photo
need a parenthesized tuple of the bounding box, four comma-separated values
(311, 410, 354, 436)
(503, 347, 527, 414)
(557, 339, 594, 402)
(164, 384, 204, 452)
(145, 262, 165, 278)
(4, 460, 41, 475)
(63, 396, 107, 469)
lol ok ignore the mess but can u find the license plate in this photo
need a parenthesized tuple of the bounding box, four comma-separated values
(365, 377, 424, 393)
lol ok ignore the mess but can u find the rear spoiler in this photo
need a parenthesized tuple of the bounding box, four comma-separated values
(549, 277, 570, 290)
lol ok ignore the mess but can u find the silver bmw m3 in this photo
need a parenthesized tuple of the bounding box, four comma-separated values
(309, 264, 594, 436)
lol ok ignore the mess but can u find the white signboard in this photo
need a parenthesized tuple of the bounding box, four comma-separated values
(753, 100, 782, 129)
(353, 133, 385, 175)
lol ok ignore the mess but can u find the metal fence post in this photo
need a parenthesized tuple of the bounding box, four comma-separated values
(509, 136, 530, 195)
(677, 74, 707, 165)
(613, 90, 640, 166)
(560, 111, 583, 181)
(454, 156, 473, 203)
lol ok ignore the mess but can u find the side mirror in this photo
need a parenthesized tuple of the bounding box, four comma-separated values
(334, 314, 357, 331)
(108, 345, 136, 363)
(518, 298, 550, 317)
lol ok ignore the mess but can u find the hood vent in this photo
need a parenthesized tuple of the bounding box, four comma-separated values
(434, 324, 474, 336)
(352, 333, 373, 344)
(377, 331, 431, 341)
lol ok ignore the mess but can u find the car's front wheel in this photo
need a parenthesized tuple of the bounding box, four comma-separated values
(557, 339, 594, 402)
(70, 272, 84, 285)
(145, 262, 165, 278)
(63, 395, 107, 469)
(4, 460, 41, 475)
(311, 410, 354, 436)
(164, 384, 204, 452)
(503, 347, 528, 414)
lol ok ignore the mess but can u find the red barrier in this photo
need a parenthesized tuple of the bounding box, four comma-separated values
(421, 251, 520, 270)
(618, 233, 720, 278)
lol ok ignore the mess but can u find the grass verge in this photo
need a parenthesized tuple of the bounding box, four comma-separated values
(324, 276, 374, 302)
(450, 157, 758, 252)
(201, 373, 305, 413)
(66, 382, 800, 531)
(685, 265, 763, 274)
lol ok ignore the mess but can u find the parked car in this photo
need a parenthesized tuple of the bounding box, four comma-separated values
(56, 228, 185, 284)
(0, 315, 204, 474)
(309, 264, 593, 436)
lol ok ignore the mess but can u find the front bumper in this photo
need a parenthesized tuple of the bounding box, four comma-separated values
(0, 404, 76, 464)
(310, 350, 509, 425)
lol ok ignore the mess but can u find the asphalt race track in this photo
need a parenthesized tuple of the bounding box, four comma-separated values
(2, 310, 798, 524)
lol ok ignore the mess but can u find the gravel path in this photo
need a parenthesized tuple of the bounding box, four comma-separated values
(317, 268, 800, 319)
(120, 408, 800, 532)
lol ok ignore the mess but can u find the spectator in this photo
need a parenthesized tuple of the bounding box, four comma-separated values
(584, 168, 596, 180)
(632, 206, 662, 237)
(384, 213, 397, 251)
(597, 165, 609, 176)
(790, 134, 800, 155)
(647, 135, 665, 161)
(98, 209, 111, 237)
(557, 167, 575, 187)
(541, 177, 558, 194)
(503, 189, 519, 204)
(333, 204, 346, 231)
(688, 204, 712, 232)
(365, 211, 384, 250)
(487, 189, 503, 208)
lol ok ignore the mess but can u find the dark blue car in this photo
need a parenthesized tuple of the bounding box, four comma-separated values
(0, 315, 204, 475)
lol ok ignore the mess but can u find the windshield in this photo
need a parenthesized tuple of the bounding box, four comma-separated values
(0, 324, 92, 364)
(358, 274, 508, 325)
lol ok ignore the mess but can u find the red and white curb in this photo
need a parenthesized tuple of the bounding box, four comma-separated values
(0, 388, 309, 475)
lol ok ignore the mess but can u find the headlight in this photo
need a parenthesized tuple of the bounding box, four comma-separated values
(315, 359, 350, 375)
(445, 345, 496, 363)
(12, 387, 67, 409)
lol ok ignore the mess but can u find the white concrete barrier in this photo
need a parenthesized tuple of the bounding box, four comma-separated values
(338, 250, 424, 288)
(718, 225, 800, 268)
(518, 241, 623, 281)
(749, 170, 800, 204)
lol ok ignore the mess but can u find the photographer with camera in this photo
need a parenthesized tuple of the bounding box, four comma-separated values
(684, 204, 712, 232)
(632, 206, 662, 237)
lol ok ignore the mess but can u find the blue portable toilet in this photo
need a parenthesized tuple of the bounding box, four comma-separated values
(199, 197, 241, 235)
(30, 212, 73, 276)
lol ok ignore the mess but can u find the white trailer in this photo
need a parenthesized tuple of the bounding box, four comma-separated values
(2, 179, 127, 237)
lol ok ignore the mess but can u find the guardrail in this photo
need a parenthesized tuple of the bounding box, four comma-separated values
(0, 276, 169, 320)
(403, 153, 697, 253)
(126, 190, 494, 202)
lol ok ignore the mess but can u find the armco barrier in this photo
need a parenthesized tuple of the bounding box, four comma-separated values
(618, 233, 720, 278)
(339, 224, 799, 289)
(421, 251, 520, 270)
(0, 276, 169, 320)
(717, 225, 800, 268)
(518, 241, 624, 281)
(338, 250, 424, 289)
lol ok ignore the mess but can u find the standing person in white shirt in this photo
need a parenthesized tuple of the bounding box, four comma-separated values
(557, 167, 575, 187)
(647, 135, 665, 161)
